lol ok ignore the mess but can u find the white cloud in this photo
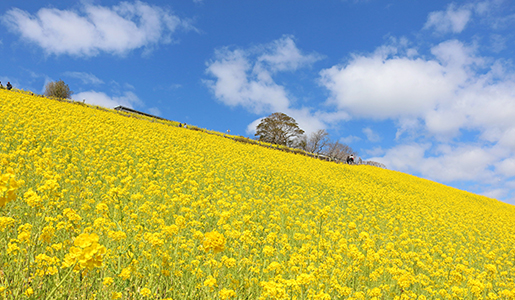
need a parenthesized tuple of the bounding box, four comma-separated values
(370, 143, 430, 173)
(428, 145, 497, 182)
(257, 35, 324, 72)
(496, 158, 515, 178)
(2, 1, 194, 57)
(287, 107, 328, 134)
(497, 128, 515, 151)
(395, 117, 422, 140)
(64, 71, 104, 85)
(476, 0, 515, 30)
(490, 34, 507, 53)
(205, 47, 290, 114)
(319, 44, 456, 119)
(423, 1, 515, 34)
(245, 118, 262, 136)
(206, 35, 329, 134)
(481, 188, 508, 200)
(148, 107, 162, 116)
(424, 108, 467, 139)
(362, 127, 380, 142)
(319, 38, 515, 144)
(370, 143, 498, 183)
(73, 90, 142, 109)
(424, 3, 473, 34)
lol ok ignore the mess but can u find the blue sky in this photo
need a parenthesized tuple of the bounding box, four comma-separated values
(2, 0, 515, 204)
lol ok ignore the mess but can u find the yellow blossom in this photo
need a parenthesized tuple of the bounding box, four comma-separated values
(203, 231, 226, 253)
(140, 287, 152, 297)
(103, 277, 114, 287)
(62, 233, 106, 270)
(219, 288, 236, 300)
(1, 88, 515, 299)
(204, 275, 217, 290)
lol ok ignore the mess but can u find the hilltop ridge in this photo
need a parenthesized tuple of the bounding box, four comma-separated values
(1, 88, 515, 299)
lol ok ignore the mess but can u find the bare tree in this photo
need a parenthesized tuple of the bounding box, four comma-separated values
(363, 160, 387, 169)
(323, 141, 357, 161)
(255, 112, 305, 147)
(298, 129, 330, 154)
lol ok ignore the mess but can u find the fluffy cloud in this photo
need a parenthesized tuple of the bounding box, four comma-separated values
(2, 1, 193, 56)
(318, 38, 515, 140)
(362, 127, 380, 142)
(423, 1, 515, 34)
(319, 44, 457, 120)
(205, 35, 327, 133)
(257, 36, 323, 72)
(370, 144, 498, 183)
(424, 3, 473, 34)
(205, 48, 290, 114)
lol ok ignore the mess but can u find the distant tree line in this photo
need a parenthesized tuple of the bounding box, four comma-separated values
(255, 112, 385, 167)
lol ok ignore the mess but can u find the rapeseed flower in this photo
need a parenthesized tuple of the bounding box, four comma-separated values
(62, 233, 106, 270)
(0, 172, 23, 207)
(0, 217, 15, 232)
(1, 89, 515, 299)
(204, 275, 217, 290)
(219, 288, 236, 299)
(119, 267, 131, 280)
(203, 230, 226, 253)
(24, 287, 34, 296)
(140, 287, 152, 297)
(103, 277, 114, 287)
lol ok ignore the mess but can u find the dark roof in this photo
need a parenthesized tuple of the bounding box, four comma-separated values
(114, 105, 168, 121)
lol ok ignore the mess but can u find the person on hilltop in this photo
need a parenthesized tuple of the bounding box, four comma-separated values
(0, 81, 3, 88)
(346, 154, 355, 165)
(6, 82, 12, 90)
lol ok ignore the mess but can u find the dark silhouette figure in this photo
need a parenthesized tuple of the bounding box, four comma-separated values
(6, 82, 12, 90)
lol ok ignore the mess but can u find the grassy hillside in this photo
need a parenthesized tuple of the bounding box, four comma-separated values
(1, 89, 515, 299)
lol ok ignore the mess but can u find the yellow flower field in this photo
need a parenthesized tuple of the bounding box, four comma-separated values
(1, 88, 515, 299)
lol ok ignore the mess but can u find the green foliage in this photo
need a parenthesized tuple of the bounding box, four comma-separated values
(44, 80, 73, 99)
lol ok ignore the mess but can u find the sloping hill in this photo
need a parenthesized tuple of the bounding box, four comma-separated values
(1, 89, 515, 299)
